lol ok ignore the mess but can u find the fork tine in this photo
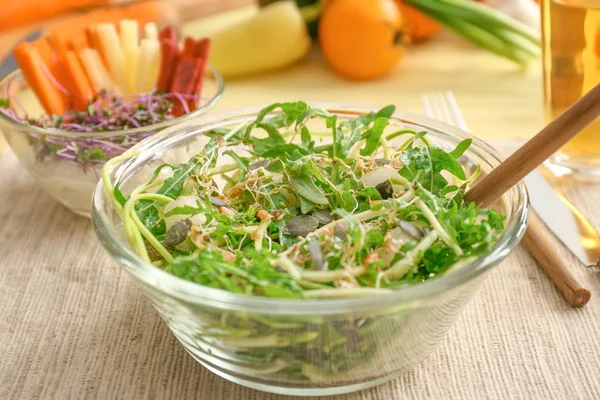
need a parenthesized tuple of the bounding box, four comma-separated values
(435, 92, 454, 125)
(421, 94, 434, 118)
(444, 91, 469, 132)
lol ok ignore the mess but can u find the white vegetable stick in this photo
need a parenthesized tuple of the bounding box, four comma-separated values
(120, 20, 140, 94)
(96, 23, 128, 94)
(79, 48, 118, 94)
(144, 23, 158, 40)
(119, 19, 139, 48)
(136, 39, 160, 93)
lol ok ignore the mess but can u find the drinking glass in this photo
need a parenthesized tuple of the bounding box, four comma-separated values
(542, 0, 600, 177)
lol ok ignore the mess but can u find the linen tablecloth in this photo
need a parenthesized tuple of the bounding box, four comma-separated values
(1, 141, 599, 400)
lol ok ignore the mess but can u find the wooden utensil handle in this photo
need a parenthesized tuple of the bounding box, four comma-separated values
(466, 83, 600, 208)
(522, 211, 591, 308)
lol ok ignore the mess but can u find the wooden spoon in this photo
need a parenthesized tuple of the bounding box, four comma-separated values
(466, 83, 600, 307)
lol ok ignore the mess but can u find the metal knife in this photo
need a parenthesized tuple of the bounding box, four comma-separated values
(524, 171, 600, 266)
(0, 28, 42, 79)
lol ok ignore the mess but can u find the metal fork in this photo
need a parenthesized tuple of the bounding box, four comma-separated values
(421, 91, 591, 308)
(421, 91, 470, 132)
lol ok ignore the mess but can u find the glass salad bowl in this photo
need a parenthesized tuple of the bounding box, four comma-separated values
(91, 104, 529, 396)
(0, 67, 224, 218)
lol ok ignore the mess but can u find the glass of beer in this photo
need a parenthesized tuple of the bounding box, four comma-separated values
(542, 0, 600, 177)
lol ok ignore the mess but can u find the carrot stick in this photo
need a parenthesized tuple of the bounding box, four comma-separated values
(32, 39, 55, 67)
(156, 39, 179, 92)
(13, 42, 67, 115)
(50, 63, 73, 109)
(68, 33, 90, 52)
(46, 33, 68, 55)
(59, 51, 94, 110)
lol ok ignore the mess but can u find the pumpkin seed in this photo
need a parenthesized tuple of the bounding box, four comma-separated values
(374, 158, 391, 166)
(333, 224, 348, 240)
(209, 196, 230, 207)
(248, 159, 270, 171)
(283, 215, 319, 237)
(164, 219, 192, 246)
(313, 210, 334, 225)
(397, 219, 423, 239)
(375, 180, 394, 199)
(308, 237, 326, 271)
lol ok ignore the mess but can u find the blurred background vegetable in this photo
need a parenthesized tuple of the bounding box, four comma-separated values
(396, 1, 441, 43)
(319, 0, 406, 80)
(203, 1, 312, 78)
(260, 0, 541, 68)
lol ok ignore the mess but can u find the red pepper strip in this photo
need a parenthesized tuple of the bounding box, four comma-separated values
(156, 39, 179, 92)
(193, 38, 211, 59)
(189, 58, 207, 111)
(169, 56, 202, 117)
(182, 37, 196, 57)
(188, 38, 211, 110)
(159, 26, 177, 42)
(167, 50, 181, 92)
(13, 43, 67, 115)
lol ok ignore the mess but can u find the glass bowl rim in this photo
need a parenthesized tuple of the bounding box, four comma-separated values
(0, 65, 225, 138)
(92, 102, 530, 315)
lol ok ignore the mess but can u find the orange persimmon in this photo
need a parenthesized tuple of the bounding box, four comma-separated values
(397, 1, 441, 43)
(319, 0, 406, 80)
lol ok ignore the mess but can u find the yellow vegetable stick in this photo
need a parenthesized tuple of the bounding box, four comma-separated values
(79, 48, 118, 94)
(120, 19, 140, 94)
(144, 22, 158, 40)
(96, 23, 128, 93)
(136, 38, 160, 93)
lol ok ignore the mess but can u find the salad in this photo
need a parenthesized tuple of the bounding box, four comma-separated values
(105, 101, 505, 295)
(103, 101, 506, 383)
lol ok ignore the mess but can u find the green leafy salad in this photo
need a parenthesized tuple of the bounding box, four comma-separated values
(104, 101, 506, 299)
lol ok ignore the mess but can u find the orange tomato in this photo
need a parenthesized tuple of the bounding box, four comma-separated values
(397, 2, 441, 43)
(319, 0, 406, 80)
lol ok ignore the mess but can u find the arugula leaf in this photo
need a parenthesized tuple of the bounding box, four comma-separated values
(224, 150, 249, 172)
(291, 177, 329, 206)
(262, 144, 309, 158)
(450, 139, 472, 159)
(399, 146, 467, 192)
(360, 117, 389, 156)
(299, 196, 316, 214)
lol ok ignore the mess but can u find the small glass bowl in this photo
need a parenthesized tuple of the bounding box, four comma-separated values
(0, 67, 224, 218)
(92, 104, 529, 396)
